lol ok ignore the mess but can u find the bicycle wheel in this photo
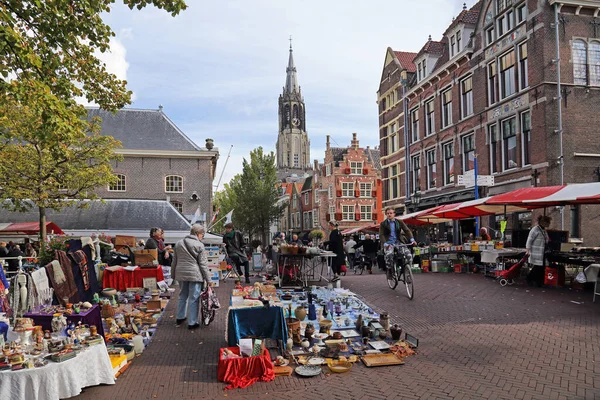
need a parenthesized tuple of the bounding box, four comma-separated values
(403, 266, 414, 300)
(386, 260, 398, 289)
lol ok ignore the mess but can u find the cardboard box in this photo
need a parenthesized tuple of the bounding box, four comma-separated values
(207, 267, 222, 287)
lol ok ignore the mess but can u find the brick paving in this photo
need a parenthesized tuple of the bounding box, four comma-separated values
(75, 270, 600, 400)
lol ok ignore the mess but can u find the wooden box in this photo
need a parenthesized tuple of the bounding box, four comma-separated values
(134, 249, 158, 267)
(115, 235, 137, 252)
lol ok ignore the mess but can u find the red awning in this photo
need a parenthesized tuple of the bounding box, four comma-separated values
(0, 222, 64, 235)
(486, 186, 564, 206)
(340, 224, 379, 235)
(486, 183, 600, 207)
(432, 197, 531, 219)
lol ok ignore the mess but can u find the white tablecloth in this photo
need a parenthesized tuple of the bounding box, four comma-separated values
(0, 344, 115, 400)
(480, 248, 526, 264)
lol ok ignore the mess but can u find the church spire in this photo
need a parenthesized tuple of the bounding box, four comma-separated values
(285, 37, 299, 93)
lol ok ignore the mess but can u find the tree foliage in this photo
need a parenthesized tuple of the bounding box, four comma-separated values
(211, 175, 241, 233)
(0, 0, 187, 240)
(213, 148, 286, 243)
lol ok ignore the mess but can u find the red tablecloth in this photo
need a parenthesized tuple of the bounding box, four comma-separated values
(217, 347, 274, 390)
(102, 266, 165, 291)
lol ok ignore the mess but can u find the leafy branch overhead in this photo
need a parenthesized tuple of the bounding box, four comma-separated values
(0, 0, 187, 240)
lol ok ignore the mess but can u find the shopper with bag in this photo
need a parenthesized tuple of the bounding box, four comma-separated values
(172, 224, 212, 330)
(525, 215, 552, 287)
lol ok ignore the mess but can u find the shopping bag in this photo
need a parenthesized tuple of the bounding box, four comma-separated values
(575, 271, 587, 284)
(544, 267, 557, 285)
(206, 286, 221, 310)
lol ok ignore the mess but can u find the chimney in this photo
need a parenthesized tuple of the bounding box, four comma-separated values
(326, 135, 330, 150)
(314, 159, 319, 171)
(351, 132, 359, 149)
(158, 104, 163, 112)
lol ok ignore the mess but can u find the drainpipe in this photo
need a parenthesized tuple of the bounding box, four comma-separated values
(554, 3, 565, 229)
(402, 78, 411, 208)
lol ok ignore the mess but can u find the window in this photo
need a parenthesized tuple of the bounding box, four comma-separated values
(381, 97, 386, 111)
(297, 212, 300, 228)
(500, 51, 516, 98)
(518, 42, 528, 89)
(360, 205, 372, 221)
(497, 14, 505, 37)
(314, 190, 320, 204)
(329, 206, 336, 217)
(521, 111, 531, 166)
(391, 165, 399, 199)
(342, 182, 354, 197)
(170, 201, 183, 214)
(502, 117, 518, 170)
(326, 164, 332, 176)
(486, 27, 495, 45)
(450, 35, 456, 57)
(460, 76, 473, 118)
(313, 209, 319, 227)
(294, 154, 299, 167)
(590, 41, 600, 86)
(426, 149, 437, 189)
(342, 205, 355, 221)
(359, 182, 372, 197)
(571, 205, 580, 238)
(304, 192, 309, 205)
(411, 155, 420, 193)
(517, 3, 527, 23)
(417, 63, 422, 82)
(165, 175, 183, 193)
(350, 161, 363, 175)
(488, 62, 498, 105)
(391, 123, 396, 133)
(489, 124, 501, 174)
(456, 30, 461, 52)
(573, 40, 588, 85)
(442, 88, 452, 128)
(328, 185, 333, 199)
(293, 195, 297, 208)
(462, 134, 475, 173)
(443, 142, 454, 186)
(108, 174, 126, 191)
(425, 99, 435, 136)
(389, 133, 397, 154)
(410, 108, 419, 142)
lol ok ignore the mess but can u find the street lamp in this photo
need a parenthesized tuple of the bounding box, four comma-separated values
(412, 187, 422, 209)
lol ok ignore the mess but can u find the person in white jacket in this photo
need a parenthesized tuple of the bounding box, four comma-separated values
(172, 224, 211, 330)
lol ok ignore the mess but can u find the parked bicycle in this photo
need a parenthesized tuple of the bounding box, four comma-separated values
(353, 250, 366, 275)
(383, 243, 414, 300)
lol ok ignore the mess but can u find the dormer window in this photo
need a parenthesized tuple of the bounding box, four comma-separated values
(456, 30, 461, 53)
(450, 36, 456, 57)
(417, 59, 427, 81)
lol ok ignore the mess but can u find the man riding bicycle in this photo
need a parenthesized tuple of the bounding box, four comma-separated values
(379, 207, 415, 273)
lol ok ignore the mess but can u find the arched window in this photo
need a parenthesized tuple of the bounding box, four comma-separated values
(284, 104, 291, 127)
(589, 41, 600, 86)
(170, 201, 183, 214)
(165, 175, 183, 193)
(293, 104, 298, 119)
(108, 174, 126, 192)
(572, 40, 588, 85)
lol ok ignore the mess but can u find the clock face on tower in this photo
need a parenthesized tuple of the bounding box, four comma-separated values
(292, 117, 300, 127)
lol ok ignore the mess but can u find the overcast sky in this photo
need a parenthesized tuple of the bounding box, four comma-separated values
(99, 0, 478, 189)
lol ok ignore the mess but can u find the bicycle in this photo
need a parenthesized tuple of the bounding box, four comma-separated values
(353, 251, 366, 275)
(383, 243, 415, 300)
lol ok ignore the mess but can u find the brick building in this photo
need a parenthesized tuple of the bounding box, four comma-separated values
(318, 133, 382, 235)
(378, 0, 600, 245)
(88, 107, 219, 222)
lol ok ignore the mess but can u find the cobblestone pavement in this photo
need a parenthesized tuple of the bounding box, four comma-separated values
(76, 270, 600, 400)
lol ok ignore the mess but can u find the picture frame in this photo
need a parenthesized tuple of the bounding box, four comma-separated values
(142, 277, 157, 291)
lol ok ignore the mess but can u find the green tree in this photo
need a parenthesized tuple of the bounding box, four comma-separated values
(236, 147, 287, 244)
(212, 175, 241, 233)
(0, 0, 187, 240)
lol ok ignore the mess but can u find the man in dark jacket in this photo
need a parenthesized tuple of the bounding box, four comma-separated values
(379, 207, 415, 248)
(354, 234, 378, 274)
(6, 241, 24, 272)
(223, 223, 250, 283)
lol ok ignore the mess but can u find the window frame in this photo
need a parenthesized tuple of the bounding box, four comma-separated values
(521, 111, 531, 166)
(304, 192, 309, 205)
(441, 88, 453, 128)
(359, 182, 372, 198)
(589, 40, 600, 86)
(460, 76, 473, 119)
(342, 205, 355, 221)
(462, 134, 475, 173)
(328, 185, 333, 200)
(488, 61, 498, 105)
(360, 205, 372, 221)
(501, 117, 518, 171)
(341, 182, 354, 197)
(499, 50, 516, 99)
(350, 161, 363, 175)
(426, 148, 437, 190)
(488, 123, 501, 174)
(411, 154, 421, 193)
(442, 142, 455, 186)
(425, 99, 435, 136)
(165, 175, 183, 193)
(518, 42, 529, 90)
(410, 107, 419, 143)
(170, 200, 183, 214)
(108, 173, 126, 192)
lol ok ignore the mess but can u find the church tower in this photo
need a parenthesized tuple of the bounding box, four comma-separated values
(276, 41, 311, 180)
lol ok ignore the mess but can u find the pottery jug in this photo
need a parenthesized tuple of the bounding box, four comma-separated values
(379, 312, 390, 331)
(355, 314, 363, 331)
(391, 324, 403, 341)
(294, 306, 307, 321)
(286, 337, 294, 351)
(304, 323, 315, 341)
(361, 322, 370, 338)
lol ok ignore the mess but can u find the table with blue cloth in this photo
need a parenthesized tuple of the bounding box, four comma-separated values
(227, 306, 287, 346)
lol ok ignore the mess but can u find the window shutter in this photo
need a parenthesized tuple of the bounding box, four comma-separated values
(335, 212, 342, 221)
(355, 211, 361, 221)
(336, 189, 342, 197)
(326, 213, 331, 222)
(345, 167, 351, 174)
(363, 167, 369, 175)
(355, 186, 360, 197)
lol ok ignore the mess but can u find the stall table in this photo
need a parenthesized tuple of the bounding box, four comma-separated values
(277, 252, 336, 287)
(0, 344, 115, 400)
(24, 304, 105, 338)
(226, 305, 288, 346)
(102, 266, 164, 291)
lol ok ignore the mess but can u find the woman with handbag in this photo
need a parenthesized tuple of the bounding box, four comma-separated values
(172, 224, 212, 330)
(526, 215, 552, 287)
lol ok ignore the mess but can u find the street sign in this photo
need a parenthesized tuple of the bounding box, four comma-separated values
(457, 174, 494, 187)
(457, 175, 475, 187)
(477, 175, 495, 186)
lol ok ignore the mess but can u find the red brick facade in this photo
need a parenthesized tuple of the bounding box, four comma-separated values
(378, 0, 600, 245)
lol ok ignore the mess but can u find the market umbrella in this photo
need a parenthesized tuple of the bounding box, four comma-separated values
(520, 182, 600, 206)
(432, 197, 530, 219)
(340, 224, 379, 235)
(486, 185, 564, 206)
(398, 205, 453, 225)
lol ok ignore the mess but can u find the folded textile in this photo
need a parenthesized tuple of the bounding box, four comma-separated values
(31, 268, 52, 307)
(71, 250, 90, 291)
(46, 251, 79, 305)
(81, 236, 96, 261)
(50, 260, 65, 285)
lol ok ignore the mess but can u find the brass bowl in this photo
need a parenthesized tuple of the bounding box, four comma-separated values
(326, 359, 353, 373)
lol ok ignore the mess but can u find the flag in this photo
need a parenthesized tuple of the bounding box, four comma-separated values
(211, 207, 220, 224)
(191, 207, 201, 224)
(224, 209, 234, 224)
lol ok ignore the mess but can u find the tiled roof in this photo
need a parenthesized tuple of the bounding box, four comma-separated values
(87, 107, 202, 152)
(393, 51, 418, 73)
(415, 40, 445, 59)
(444, 4, 481, 34)
(330, 147, 348, 166)
(366, 148, 381, 171)
(301, 176, 313, 192)
(0, 199, 191, 231)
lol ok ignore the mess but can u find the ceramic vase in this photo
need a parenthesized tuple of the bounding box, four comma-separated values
(294, 306, 307, 321)
(391, 324, 403, 341)
(379, 312, 390, 331)
(355, 314, 363, 331)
